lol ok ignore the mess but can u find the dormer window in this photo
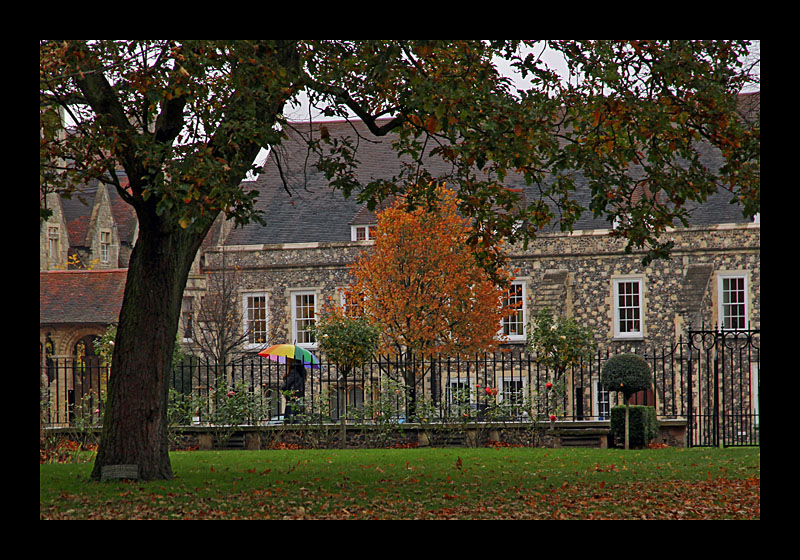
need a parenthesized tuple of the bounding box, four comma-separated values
(351, 224, 377, 241)
(100, 230, 111, 264)
(612, 213, 631, 230)
(48, 226, 59, 259)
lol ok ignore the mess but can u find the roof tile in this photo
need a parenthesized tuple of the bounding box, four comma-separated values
(40, 269, 127, 325)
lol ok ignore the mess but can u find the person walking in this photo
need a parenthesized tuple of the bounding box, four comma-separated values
(281, 359, 307, 423)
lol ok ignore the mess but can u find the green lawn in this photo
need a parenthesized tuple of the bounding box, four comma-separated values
(40, 447, 760, 519)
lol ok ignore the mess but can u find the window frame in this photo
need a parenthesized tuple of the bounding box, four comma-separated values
(593, 378, 613, 421)
(445, 379, 475, 414)
(612, 276, 644, 340)
(501, 280, 526, 342)
(351, 224, 377, 241)
(242, 291, 269, 350)
(717, 272, 749, 331)
(181, 296, 194, 343)
(99, 230, 111, 264)
(48, 226, 60, 260)
(291, 289, 318, 349)
(499, 376, 525, 407)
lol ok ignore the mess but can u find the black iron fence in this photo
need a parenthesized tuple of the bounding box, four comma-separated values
(685, 328, 760, 447)
(39, 329, 759, 446)
(39, 356, 108, 428)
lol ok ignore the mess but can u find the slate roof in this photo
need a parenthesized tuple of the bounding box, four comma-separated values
(107, 178, 138, 245)
(58, 179, 138, 248)
(60, 191, 94, 247)
(40, 269, 127, 325)
(225, 119, 420, 246)
(224, 111, 756, 247)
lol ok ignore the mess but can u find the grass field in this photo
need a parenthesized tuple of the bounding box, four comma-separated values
(40, 447, 760, 519)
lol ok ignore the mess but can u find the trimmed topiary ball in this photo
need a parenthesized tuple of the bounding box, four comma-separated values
(601, 353, 652, 401)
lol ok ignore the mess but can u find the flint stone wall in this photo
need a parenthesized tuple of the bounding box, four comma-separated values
(202, 223, 759, 354)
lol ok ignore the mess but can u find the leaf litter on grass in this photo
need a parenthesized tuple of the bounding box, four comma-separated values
(41, 447, 759, 520)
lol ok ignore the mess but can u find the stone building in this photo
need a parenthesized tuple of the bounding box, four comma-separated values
(191, 114, 759, 428)
(39, 108, 760, 364)
(40, 178, 138, 272)
(40, 175, 140, 354)
(193, 116, 760, 361)
(39, 176, 140, 424)
(39, 99, 760, 429)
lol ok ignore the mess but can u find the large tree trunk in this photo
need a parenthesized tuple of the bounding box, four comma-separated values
(90, 208, 207, 481)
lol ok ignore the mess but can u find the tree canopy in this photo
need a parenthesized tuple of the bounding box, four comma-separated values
(601, 353, 653, 402)
(347, 184, 517, 361)
(41, 40, 759, 268)
(39, 40, 759, 480)
(527, 307, 597, 379)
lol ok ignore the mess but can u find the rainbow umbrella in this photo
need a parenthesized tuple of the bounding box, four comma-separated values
(258, 344, 321, 369)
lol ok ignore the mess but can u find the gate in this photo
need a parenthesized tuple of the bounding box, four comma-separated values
(686, 328, 760, 447)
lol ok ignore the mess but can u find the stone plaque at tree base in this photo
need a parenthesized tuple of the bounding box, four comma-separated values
(101, 464, 139, 481)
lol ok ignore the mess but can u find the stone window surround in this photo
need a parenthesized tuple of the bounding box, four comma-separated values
(611, 275, 645, 340)
(290, 288, 318, 349)
(241, 291, 269, 350)
(502, 280, 527, 343)
(716, 270, 750, 330)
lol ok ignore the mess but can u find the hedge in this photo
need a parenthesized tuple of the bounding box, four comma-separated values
(610, 405, 659, 448)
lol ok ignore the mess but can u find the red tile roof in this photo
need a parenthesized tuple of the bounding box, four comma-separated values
(40, 269, 127, 325)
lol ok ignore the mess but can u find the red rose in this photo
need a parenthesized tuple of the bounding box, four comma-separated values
(549, 414, 556, 422)
(546, 382, 553, 389)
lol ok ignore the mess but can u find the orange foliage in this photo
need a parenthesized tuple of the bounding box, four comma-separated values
(347, 184, 517, 360)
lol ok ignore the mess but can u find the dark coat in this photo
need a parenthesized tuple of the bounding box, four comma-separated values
(281, 362, 306, 394)
(281, 362, 307, 421)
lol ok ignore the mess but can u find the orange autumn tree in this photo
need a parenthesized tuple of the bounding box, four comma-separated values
(347, 184, 518, 416)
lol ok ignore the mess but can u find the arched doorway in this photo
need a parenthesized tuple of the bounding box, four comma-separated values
(71, 335, 104, 423)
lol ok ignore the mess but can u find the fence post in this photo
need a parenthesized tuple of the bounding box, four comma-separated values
(687, 347, 694, 447)
(713, 352, 720, 447)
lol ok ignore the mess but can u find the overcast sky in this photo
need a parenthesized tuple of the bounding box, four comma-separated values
(55, 40, 758, 178)
(282, 42, 569, 123)
(263, 43, 570, 175)
(281, 39, 759, 130)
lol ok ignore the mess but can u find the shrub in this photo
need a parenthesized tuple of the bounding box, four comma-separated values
(601, 353, 652, 401)
(610, 405, 659, 448)
(527, 308, 597, 380)
(208, 382, 267, 448)
(312, 305, 380, 375)
(528, 308, 597, 420)
(601, 353, 652, 449)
